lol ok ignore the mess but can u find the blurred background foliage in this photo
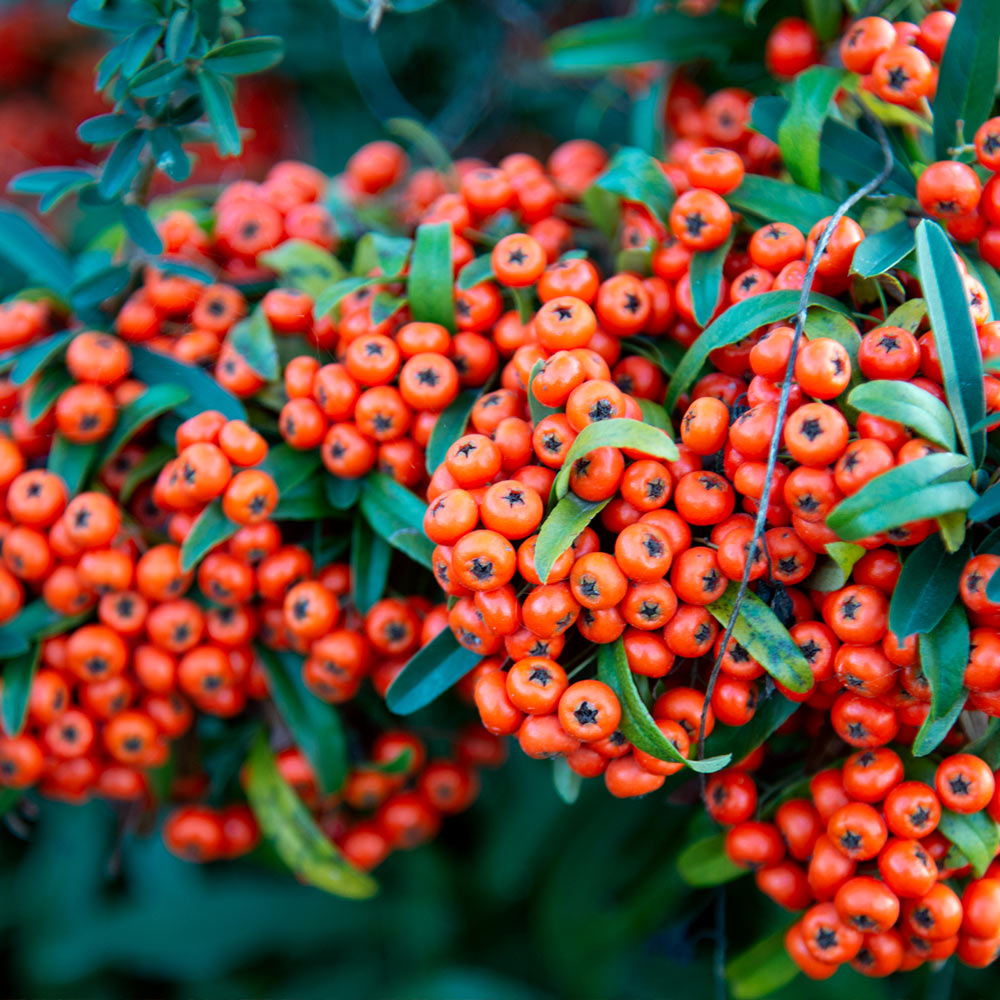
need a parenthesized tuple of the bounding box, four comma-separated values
(0, 0, 992, 996)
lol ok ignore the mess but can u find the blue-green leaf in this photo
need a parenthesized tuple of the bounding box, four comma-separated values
(777, 66, 843, 191)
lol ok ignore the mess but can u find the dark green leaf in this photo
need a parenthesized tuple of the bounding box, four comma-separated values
(743, 0, 771, 24)
(165, 7, 197, 63)
(726, 924, 798, 1000)
(597, 640, 730, 773)
(664, 290, 849, 412)
(386, 626, 481, 715)
(260, 444, 321, 496)
(726, 173, 841, 233)
(803, 0, 841, 40)
(350, 516, 390, 614)
(0, 206, 75, 289)
(255, 646, 346, 795)
(826, 453, 976, 541)
(585, 146, 674, 228)
(912, 603, 969, 756)
(324, 473, 362, 511)
(196, 68, 241, 157)
(358, 473, 433, 569)
(259, 240, 346, 298)
(932, 0, 1000, 159)
(677, 834, 744, 887)
(244, 732, 376, 898)
(228, 308, 278, 380)
(47, 436, 99, 495)
(121, 22, 163, 78)
(150, 127, 191, 183)
(180, 500, 237, 573)
(547, 10, 746, 74)
(367, 232, 413, 278)
(130, 345, 246, 421)
(552, 418, 677, 501)
(426, 388, 480, 474)
(534, 493, 610, 585)
(314, 276, 381, 317)
(204, 36, 284, 76)
(370, 292, 406, 325)
(272, 478, 334, 520)
(9, 330, 74, 385)
(847, 380, 956, 451)
(777, 66, 843, 190)
(915, 219, 986, 467)
(527, 360, 559, 427)
(704, 687, 799, 765)
(689, 235, 731, 327)
(851, 222, 915, 278)
(707, 584, 812, 693)
(24, 368, 71, 426)
(76, 113, 136, 145)
(128, 60, 187, 99)
(752, 96, 915, 197)
(387, 528, 435, 568)
(938, 808, 1000, 878)
(386, 117, 454, 179)
(97, 383, 190, 466)
(1, 644, 40, 737)
(552, 756, 582, 805)
(97, 130, 146, 199)
(456, 254, 495, 291)
(890, 534, 971, 638)
(408, 221, 454, 332)
(9, 168, 94, 214)
(69, 263, 130, 310)
(971, 483, 1000, 523)
(121, 204, 163, 254)
(120, 443, 171, 503)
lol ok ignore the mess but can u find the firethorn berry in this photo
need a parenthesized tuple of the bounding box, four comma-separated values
(935, 754, 996, 814)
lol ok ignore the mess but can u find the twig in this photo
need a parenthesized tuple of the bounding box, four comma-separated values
(696, 101, 896, 776)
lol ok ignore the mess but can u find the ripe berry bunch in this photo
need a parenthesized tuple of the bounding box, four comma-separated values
(706, 748, 1000, 976)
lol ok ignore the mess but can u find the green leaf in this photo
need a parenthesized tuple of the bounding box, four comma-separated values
(47, 436, 99, 495)
(704, 687, 799, 765)
(387, 528, 435, 568)
(120, 443, 171, 503)
(426, 388, 480, 474)
(259, 240, 346, 298)
(547, 10, 746, 73)
(752, 96, 915, 197)
(386, 626, 481, 715)
(890, 535, 971, 638)
(131, 345, 246, 421)
(260, 444, 321, 496)
(244, 732, 376, 899)
(971, 483, 1000, 523)
(165, 7, 197, 63)
(777, 66, 843, 191)
(915, 219, 986, 467)
(70, 261, 130, 311)
(121, 204, 163, 254)
(196, 68, 241, 157)
(8, 330, 73, 386)
(847, 380, 956, 452)
(932, 0, 1000, 159)
(912, 603, 969, 756)
(637, 398, 672, 433)
(97, 130, 146, 200)
(808, 540, 866, 592)
(359, 473, 433, 569)
(851, 221, 915, 278)
(664, 290, 849, 412)
(884, 297, 927, 333)
(128, 59, 187, 99)
(826, 453, 976, 542)
(271, 478, 334, 520)
(689, 235, 731, 327)
(350, 516, 390, 615)
(528, 360, 559, 427)
(121, 22, 163, 78)
(324, 473, 362, 511)
(75, 114, 136, 145)
(552, 418, 677, 501)
(552, 756, 582, 805)
(203, 36, 284, 75)
(597, 640, 730, 773)
(97, 383, 190, 466)
(24, 367, 72, 423)
(386, 117, 454, 179)
(228, 308, 278, 381)
(677, 833, 744, 887)
(534, 494, 610, 585)
(10, 167, 94, 213)
(743, 0, 770, 24)
(726, 174, 841, 233)
(456, 254, 495, 291)
(803, 0, 841, 40)
(254, 646, 346, 795)
(150, 127, 191, 183)
(585, 146, 674, 228)
(314, 276, 381, 317)
(707, 584, 812, 693)
(1, 643, 40, 737)
(938, 808, 1000, 878)
(0, 600, 84, 656)
(180, 500, 237, 573)
(363, 232, 413, 278)
(408, 221, 454, 332)
(726, 924, 798, 1000)
(370, 292, 406, 325)
(0, 206, 75, 289)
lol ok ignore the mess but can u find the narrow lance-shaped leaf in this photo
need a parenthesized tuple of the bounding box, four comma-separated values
(725, 174, 841, 233)
(938, 808, 1000, 878)
(912, 603, 969, 756)
(777, 66, 843, 191)
(847, 380, 956, 452)
(180, 500, 238, 573)
(535, 494, 610, 584)
(889, 534, 971, 638)
(408, 221, 455, 332)
(1, 644, 40, 737)
(244, 732, 376, 899)
(350, 516, 390, 615)
(689, 234, 732, 328)
(426, 388, 481, 474)
(677, 833, 744, 887)
(851, 221, 915, 278)
(386, 626, 481, 715)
